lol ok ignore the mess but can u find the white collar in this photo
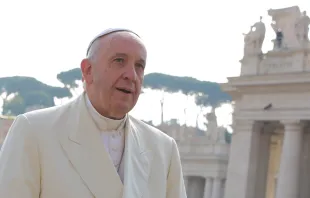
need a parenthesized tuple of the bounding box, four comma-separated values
(85, 94, 127, 131)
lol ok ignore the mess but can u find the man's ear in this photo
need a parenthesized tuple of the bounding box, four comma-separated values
(80, 58, 93, 84)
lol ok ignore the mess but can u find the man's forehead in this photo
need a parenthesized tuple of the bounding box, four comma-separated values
(86, 28, 140, 56)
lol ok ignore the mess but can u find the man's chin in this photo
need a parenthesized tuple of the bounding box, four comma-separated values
(113, 103, 134, 116)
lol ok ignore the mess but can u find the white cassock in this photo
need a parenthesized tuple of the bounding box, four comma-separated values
(0, 92, 187, 198)
(85, 94, 126, 183)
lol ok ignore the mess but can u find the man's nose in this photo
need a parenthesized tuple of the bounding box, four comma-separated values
(123, 64, 138, 81)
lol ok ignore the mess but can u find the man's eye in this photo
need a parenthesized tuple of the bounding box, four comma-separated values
(136, 63, 145, 69)
(114, 58, 124, 63)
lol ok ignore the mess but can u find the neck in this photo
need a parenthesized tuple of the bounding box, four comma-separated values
(86, 89, 124, 119)
(85, 93, 126, 131)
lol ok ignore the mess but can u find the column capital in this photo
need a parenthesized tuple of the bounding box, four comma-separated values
(213, 177, 222, 182)
(280, 119, 301, 125)
(280, 120, 304, 131)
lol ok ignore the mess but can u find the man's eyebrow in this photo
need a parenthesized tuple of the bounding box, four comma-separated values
(139, 58, 146, 65)
(114, 53, 128, 57)
(114, 53, 146, 64)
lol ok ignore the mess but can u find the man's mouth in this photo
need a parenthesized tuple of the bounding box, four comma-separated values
(116, 88, 132, 94)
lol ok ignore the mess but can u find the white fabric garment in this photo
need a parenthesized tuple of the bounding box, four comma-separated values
(85, 94, 126, 183)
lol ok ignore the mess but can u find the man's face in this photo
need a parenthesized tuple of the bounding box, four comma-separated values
(81, 31, 147, 119)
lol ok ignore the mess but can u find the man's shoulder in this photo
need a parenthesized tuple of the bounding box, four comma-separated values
(22, 97, 78, 125)
(128, 116, 177, 165)
(129, 115, 173, 144)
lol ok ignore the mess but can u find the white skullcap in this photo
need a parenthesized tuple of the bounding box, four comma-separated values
(86, 28, 140, 56)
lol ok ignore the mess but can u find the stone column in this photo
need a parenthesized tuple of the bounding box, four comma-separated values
(275, 120, 303, 198)
(211, 178, 221, 198)
(254, 126, 271, 198)
(224, 120, 262, 198)
(299, 126, 310, 198)
(204, 177, 212, 198)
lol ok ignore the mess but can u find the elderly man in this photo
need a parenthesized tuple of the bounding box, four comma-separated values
(0, 28, 187, 198)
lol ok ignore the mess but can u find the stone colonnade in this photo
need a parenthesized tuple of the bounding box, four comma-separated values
(184, 176, 224, 198)
(224, 119, 310, 198)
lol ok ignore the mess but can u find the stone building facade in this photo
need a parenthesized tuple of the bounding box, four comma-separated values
(221, 5, 310, 198)
(157, 109, 230, 198)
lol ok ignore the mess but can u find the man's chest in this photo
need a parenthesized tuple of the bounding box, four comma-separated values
(100, 130, 125, 182)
